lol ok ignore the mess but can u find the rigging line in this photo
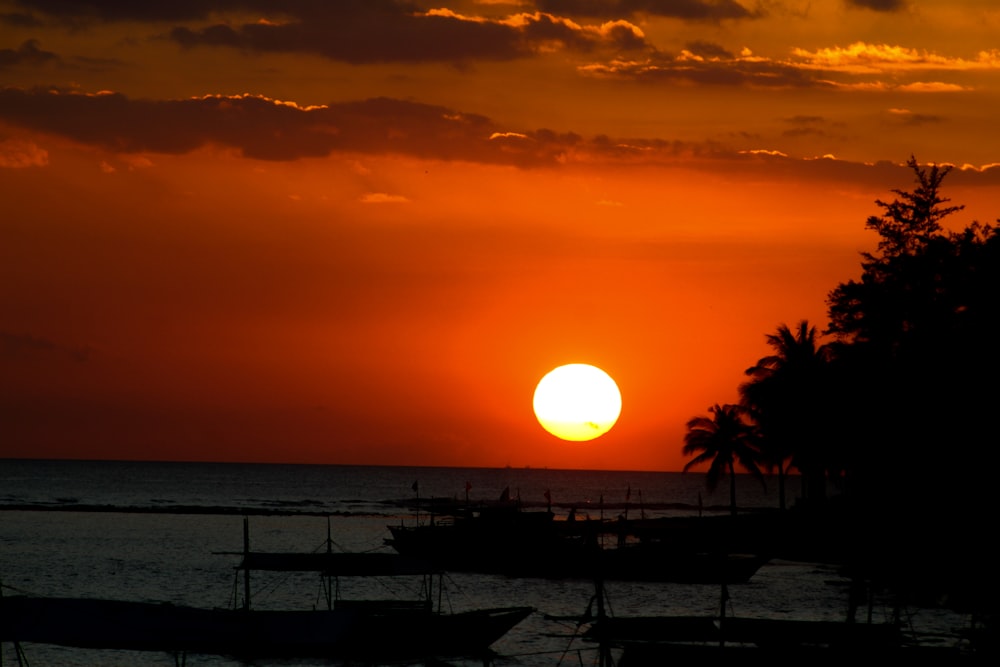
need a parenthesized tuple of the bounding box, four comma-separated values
(313, 576, 325, 609)
(600, 586, 615, 619)
(545, 616, 592, 632)
(229, 570, 240, 609)
(557, 593, 601, 666)
(509, 647, 599, 660)
(251, 568, 302, 604)
(0, 582, 44, 597)
(439, 572, 466, 613)
(555, 624, 586, 666)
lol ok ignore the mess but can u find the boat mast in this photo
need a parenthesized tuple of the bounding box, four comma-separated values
(242, 516, 251, 611)
(324, 516, 334, 611)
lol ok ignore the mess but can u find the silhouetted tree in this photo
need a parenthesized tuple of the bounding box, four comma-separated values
(682, 404, 765, 516)
(741, 320, 831, 510)
(827, 158, 998, 496)
(825, 157, 1000, 609)
(828, 156, 965, 351)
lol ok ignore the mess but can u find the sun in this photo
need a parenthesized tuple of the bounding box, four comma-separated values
(533, 364, 622, 441)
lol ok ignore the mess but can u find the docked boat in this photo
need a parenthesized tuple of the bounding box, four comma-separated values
(575, 578, 982, 666)
(386, 502, 767, 583)
(0, 518, 533, 663)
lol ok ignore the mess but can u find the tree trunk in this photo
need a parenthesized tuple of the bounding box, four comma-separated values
(778, 461, 786, 511)
(729, 462, 737, 516)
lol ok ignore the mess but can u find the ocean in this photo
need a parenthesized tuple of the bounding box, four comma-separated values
(0, 460, 970, 665)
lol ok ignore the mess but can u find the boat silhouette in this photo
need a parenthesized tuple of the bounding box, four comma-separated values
(1, 517, 532, 663)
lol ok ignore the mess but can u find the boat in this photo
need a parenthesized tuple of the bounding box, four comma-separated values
(386, 501, 768, 583)
(0, 518, 533, 663)
(575, 578, 982, 666)
(585, 613, 907, 664)
(386, 501, 584, 578)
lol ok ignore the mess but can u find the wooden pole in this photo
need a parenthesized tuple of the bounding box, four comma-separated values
(325, 516, 333, 610)
(242, 516, 251, 611)
(719, 583, 729, 648)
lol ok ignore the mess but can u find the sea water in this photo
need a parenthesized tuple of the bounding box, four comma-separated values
(0, 460, 970, 666)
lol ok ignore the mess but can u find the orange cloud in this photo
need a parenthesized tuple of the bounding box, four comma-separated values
(360, 192, 410, 204)
(792, 42, 1000, 73)
(535, 0, 761, 21)
(579, 41, 997, 91)
(0, 137, 48, 167)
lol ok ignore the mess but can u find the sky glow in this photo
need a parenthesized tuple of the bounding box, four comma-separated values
(1, 1, 998, 470)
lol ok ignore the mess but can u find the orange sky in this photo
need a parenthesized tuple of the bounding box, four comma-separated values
(1, 1, 999, 471)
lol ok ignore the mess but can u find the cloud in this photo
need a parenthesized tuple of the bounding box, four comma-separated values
(3, 86, 999, 188)
(0, 86, 754, 167)
(580, 42, 999, 90)
(895, 82, 967, 93)
(489, 131, 530, 140)
(0, 137, 48, 167)
(0, 331, 91, 362)
(779, 115, 848, 139)
(2, 0, 246, 24)
(884, 108, 944, 125)
(534, 0, 761, 21)
(169, 10, 528, 64)
(683, 40, 735, 59)
(7, 0, 760, 26)
(739, 149, 788, 157)
(844, 0, 908, 11)
(0, 38, 58, 68)
(0, 87, 585, 165)
(7, 2, 650, 64)
(360, 192, 410, 204)
(791, 43, 1000, 73)
(169, 8, 648, 64)
(579, 50, 827, 88)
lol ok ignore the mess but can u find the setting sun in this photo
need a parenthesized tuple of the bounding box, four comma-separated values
(533, 364, 622, 442)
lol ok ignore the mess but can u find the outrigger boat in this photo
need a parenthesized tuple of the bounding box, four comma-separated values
(0, 518, 533, 664)
(386, 501, 768, 583)
(572, 576, 982, 666)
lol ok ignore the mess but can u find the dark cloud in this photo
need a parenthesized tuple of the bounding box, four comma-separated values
(3, 0, 298, 24)
(0, 87, 583, 165)
(885, 110, 945, 125)
(784, 115, 826, 125)
(0, 38, 58, 68)
(845, 0, 908, 11)
(683, 40, 734, 59)
(5, 1, 650, 63)
(582, 51, 829, 88)
(5, 87, 997, 185)
(9, 1, 761, 25)
(170, 12, 529, 64)
(0, 331, 91, 362)
(170, 11, 648, 64)
(781, 115, 829, 138)
(0, 86, 783, 168)
(0, 9, 43, 26)
(781, 126, 828, 138)
(535, 0, 760, 21)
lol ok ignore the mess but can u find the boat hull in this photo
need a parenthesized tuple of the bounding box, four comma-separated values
(387, 523, 767, 583)
(0, 595, 533, 660)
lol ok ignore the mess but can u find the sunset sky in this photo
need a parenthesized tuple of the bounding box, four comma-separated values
(2, 0, 998, 471)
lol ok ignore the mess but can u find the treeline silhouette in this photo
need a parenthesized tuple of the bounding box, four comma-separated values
(682, 157, 999, 613)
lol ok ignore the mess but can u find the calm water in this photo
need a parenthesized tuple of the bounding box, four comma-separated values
(0, 460, 969, 665)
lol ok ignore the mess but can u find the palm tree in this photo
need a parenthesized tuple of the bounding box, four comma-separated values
(682, 403, 765, 516)
(740, 320, 831, 510)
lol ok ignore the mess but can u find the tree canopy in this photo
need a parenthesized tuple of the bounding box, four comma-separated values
(682, 158, 999, 608)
